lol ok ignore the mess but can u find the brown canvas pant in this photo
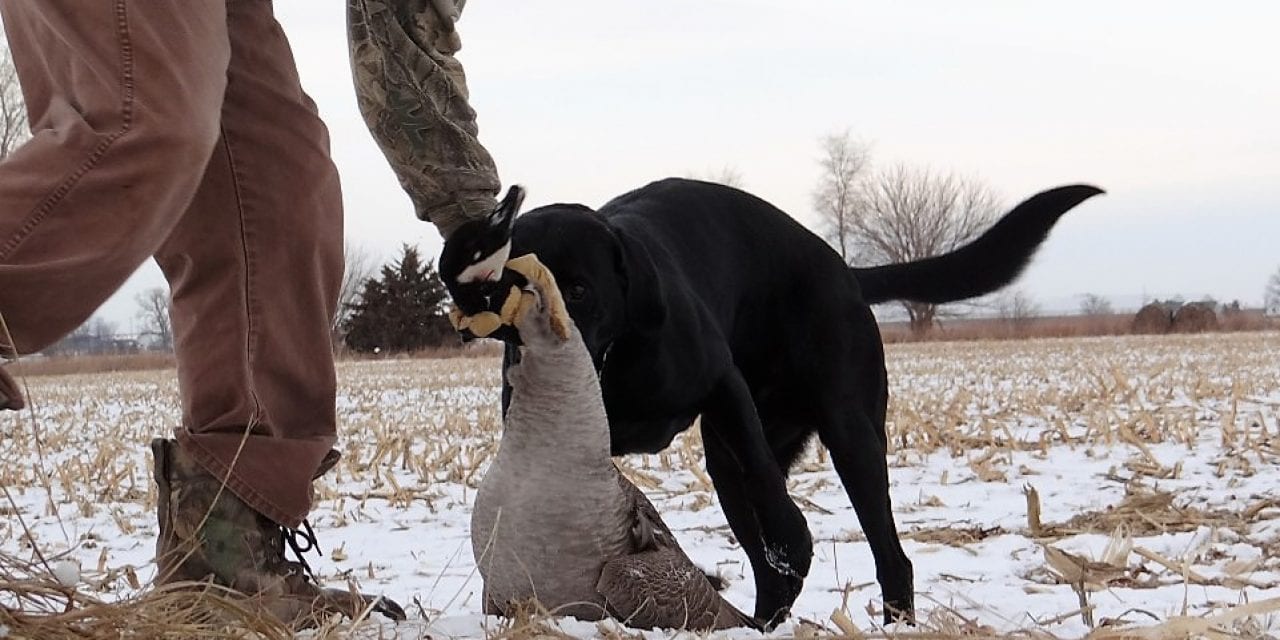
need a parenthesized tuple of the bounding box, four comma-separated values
(0, 1, 343, 528)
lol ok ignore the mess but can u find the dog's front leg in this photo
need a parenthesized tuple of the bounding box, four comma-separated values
(703, 425, 804, 629)
(701, 370, 812, 628)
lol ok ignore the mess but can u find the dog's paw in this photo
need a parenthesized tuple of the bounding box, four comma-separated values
(752, 576, 800, 630)
(882, 591, 915, 625)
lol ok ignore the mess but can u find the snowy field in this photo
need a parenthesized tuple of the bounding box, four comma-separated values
(2, 331, 1280, 639)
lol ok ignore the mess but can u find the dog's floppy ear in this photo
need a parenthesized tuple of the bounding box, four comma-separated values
(611, 227, 666, 336)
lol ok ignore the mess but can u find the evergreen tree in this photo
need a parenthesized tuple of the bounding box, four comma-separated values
(342, 245, 457, 353)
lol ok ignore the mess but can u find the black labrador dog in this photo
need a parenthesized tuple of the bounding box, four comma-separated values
(458, 178, 1101, 626)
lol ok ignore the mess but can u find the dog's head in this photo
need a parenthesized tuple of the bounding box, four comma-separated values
(510, 205, 664, 367)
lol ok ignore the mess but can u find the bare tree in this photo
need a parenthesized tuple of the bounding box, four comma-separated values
(135, 287, 172, 351)
(1, 44, 29, 160)
(45, 315, 122, 355)
(812, 131, 870, 261)
(1266, 265, 1280, 316)
(686, 166, 745, 189)
(65, 315, 114, 343)
(334, 241, 377, 340)
(996, 288, 1040, 334)
(846, 164, 1003, 334)
(1079, 293, 1114, 316)
(82, 316, 118, 340)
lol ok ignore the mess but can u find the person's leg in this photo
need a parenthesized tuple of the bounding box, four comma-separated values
(347, 0, 500, 238)
(0, 1, 228, 356)
(154, 0, 343, 532)
(153, 38, 403, 609)
(145, 0, 404, 624)
(0, 1, 403, 624)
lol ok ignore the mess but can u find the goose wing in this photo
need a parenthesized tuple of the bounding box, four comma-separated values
(596, 475, 760, 631)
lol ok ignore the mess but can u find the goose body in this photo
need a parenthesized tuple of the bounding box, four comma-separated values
(470, 277, 756, 631)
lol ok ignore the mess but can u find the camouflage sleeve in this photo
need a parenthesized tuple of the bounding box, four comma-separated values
(347, 0, 500, 239)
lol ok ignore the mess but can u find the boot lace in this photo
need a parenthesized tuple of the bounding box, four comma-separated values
(282, 519, 322, 580)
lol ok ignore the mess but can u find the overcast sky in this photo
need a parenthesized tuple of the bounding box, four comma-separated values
(17, 1, 1280, 330)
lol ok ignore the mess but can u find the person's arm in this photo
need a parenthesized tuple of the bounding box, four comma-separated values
(347, 0, 500, 239)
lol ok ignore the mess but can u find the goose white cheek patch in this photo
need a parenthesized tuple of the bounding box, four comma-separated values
(457, 241, 511, 283)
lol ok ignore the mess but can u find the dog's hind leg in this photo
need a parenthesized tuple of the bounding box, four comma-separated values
(701, 371, 813, 628)
(817, 389, 914, 624)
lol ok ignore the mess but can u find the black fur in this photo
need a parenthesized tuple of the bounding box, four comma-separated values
(498, 178, 1102, 627)
(854, 185, 1104, 304)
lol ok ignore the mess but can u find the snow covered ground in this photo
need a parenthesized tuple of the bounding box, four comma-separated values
(2, 332, 1279, 638)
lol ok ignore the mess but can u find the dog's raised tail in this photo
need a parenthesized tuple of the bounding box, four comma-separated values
(853, 184, 1104, 305)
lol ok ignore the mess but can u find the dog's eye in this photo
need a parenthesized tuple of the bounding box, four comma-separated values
(567, 283, 588, 301)
(472, 250, 482, 261)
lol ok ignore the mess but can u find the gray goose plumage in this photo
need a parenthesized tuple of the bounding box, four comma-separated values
(470, 273, 758, 632)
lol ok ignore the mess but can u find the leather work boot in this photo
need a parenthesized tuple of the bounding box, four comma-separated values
(0, 365, 24, 411)
(151, 438, 406, 627)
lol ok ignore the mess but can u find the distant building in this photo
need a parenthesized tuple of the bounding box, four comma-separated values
(43, 335, 141, 357)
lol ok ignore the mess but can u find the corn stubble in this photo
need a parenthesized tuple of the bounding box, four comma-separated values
(2, 332, 1279, 638)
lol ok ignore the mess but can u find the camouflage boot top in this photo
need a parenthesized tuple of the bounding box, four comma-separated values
(151, 438, 406, 628)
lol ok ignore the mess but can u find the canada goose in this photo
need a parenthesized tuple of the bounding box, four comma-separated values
(452, 250, 757, 632)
